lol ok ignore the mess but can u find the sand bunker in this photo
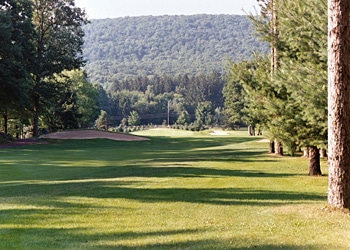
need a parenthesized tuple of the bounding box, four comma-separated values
(40, 130, 149, 141)
(210, 130, 229, 136)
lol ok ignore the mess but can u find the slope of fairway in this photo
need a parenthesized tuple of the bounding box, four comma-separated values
(0, 129, 348, 249)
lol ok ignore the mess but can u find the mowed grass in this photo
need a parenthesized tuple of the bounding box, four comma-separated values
(0, 129, 349, 249)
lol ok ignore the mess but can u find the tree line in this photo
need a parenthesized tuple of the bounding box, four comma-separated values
(97, 72, 226, 129)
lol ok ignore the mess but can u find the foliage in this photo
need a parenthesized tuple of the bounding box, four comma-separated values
(43, 70, 99, 131)
(83, 15, 269, 87)
(176, 110, 191, 125)
(31, 0, 88, 136)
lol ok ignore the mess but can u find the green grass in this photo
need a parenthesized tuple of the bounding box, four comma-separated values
(0, 129, 349, 249)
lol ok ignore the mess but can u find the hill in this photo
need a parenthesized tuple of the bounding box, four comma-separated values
(82, 14, 269, 87)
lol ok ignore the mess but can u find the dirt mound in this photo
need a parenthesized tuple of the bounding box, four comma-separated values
(40, 130, 149, 141)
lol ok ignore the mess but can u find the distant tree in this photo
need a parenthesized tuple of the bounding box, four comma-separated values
(223, 63, 246, 129)
(128, 111, 140, 126)
(176, 110, 191, 125)
(97, 110, 108, 130)
(66, 70, 99, 128)
(31, 0, 88, 136)
(195, 101, 214, 126)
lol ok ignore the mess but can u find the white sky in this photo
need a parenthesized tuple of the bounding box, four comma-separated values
(75, 0, 260, 19)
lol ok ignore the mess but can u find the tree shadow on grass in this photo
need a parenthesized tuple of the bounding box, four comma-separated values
(0, 225, 328, 249)
(0, 179, 325, 207)
(88, 186, 326, 206)
(0, 136, 329, 249)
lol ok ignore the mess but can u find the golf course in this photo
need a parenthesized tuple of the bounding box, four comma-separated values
(0, 129, 349, 249)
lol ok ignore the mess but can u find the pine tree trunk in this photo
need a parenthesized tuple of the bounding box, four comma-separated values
(328, 0, 350, 208)
(309, 146, 322, 176)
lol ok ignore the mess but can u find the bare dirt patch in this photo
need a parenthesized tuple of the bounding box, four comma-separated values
(39, 130, 149, 141)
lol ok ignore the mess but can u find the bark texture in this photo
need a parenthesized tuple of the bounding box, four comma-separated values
(309, 146, 322, 176)
(270, 0, 278, 73)
(328, 0, 350, 208)
(275, 141, 283, 156)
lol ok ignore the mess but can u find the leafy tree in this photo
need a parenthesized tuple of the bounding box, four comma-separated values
(65, 70, 99, 128)
(0, 0, 34, 134)
(30, 0, 88, 136)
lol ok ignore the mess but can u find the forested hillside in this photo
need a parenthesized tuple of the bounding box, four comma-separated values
(83, 14, 269, 87)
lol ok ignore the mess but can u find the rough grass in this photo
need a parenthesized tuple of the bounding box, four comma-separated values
(0, 129, 349, 249)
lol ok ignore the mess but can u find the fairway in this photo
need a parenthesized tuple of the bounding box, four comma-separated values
(0, 129, 348, 249)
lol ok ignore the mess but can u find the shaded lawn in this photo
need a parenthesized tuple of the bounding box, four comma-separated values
(0, 130, 349, 249)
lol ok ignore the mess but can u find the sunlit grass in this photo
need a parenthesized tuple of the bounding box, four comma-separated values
(0, 129, 349, 249)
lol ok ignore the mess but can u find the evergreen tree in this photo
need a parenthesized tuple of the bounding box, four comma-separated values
(233, 0, 327, 173)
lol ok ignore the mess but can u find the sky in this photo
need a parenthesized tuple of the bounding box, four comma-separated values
(75, 0, 260, 19)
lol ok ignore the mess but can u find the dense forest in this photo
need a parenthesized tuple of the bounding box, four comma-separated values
(83, 15, 269, 88)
